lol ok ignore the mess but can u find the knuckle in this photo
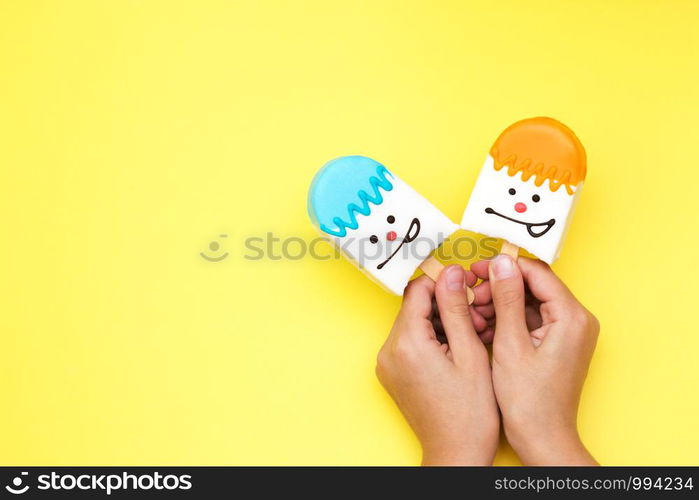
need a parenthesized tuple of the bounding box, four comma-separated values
(522, 256, 550, 275)
(569, 307, 600, 338)
(573, 309, 589, 326)
(375, 349, 390, 381)
(446, 301, 470, 318)
(374, 362, 385, 383)
(375, 348, 388, 369)
(494, 287, 522, 307)
(404, 275, 429, 295)
(393, 339, 417, 363)
(529, 257, 550, 271)
(537, 260, 552, 273)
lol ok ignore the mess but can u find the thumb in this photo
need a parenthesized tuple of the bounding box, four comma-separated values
(489, 254, 531, 351)
(434, 265, 481, 363)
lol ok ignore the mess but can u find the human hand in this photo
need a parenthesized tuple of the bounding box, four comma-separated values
(470, 255, 599, 465)
(376, 265, 499, 465)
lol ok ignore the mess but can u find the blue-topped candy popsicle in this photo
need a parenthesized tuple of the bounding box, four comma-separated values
(308, 156, 459, 295)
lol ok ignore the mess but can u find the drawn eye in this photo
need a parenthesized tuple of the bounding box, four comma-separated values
(387, 215, 395, 223)
(532, 194, 540, 202)
(370, 235, 378, 244)
(508, 188, 516, 195)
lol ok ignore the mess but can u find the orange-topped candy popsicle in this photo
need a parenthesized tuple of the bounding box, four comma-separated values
(461, 117, 587, 263)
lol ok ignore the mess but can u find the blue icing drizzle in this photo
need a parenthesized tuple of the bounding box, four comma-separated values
(308, 156, 394, 237)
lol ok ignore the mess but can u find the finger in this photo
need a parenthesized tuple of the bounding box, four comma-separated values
(469, 308, 488, 332)
(530, 326, 547, 347)
(434, 265, 481, 363)
(470, 260, 490, 280)
(488, 254, 531, 352)
(392, 275, 437, 342)
(474, 303, 495, 319)
(400, 274, 436, 320)
(431, 309, 446, 342)
(478, 328, 495, 344)
(472, 280, 492, 305)
(465, 269, 478, 288)
(517, 257, 576, 305)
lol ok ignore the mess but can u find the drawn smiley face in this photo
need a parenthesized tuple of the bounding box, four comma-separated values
(366, 214, 421, 269)
(485, 186, 556, 238)
(200, 234, 229, 262)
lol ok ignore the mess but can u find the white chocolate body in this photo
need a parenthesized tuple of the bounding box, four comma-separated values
(325, 175, 458, 295)
(461, 155, 582, 264)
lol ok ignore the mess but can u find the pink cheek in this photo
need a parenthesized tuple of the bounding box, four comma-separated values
(387, 231, 397, 241)
(514, 202, 527, 213)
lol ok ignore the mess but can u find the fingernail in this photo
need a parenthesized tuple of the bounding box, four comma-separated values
(491, 254, 514, 280)
(446, 266, 465, 291)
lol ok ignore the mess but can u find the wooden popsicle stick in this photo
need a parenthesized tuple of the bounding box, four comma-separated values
(501, 240, 520, 260)
(419, 256, 475, 304)
(418, 255, 444, 281)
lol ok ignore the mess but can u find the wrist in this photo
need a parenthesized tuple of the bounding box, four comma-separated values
(421, 438, 497, 466)
(421, 448, 493, 466)
(506, 425, 597, 465)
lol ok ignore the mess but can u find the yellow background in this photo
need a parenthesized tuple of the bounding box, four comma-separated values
(1, 0, 698, 465)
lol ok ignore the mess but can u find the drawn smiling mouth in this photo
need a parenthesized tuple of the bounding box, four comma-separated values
(377, 217, 421, 269)
(485, 208, 555, 238)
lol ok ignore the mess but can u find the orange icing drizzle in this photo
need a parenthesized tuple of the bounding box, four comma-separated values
(489, 117, 586, 196)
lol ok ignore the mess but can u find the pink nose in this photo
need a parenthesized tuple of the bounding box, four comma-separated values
(514, 202, 527, 213)
(387, 231, 397, 241)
